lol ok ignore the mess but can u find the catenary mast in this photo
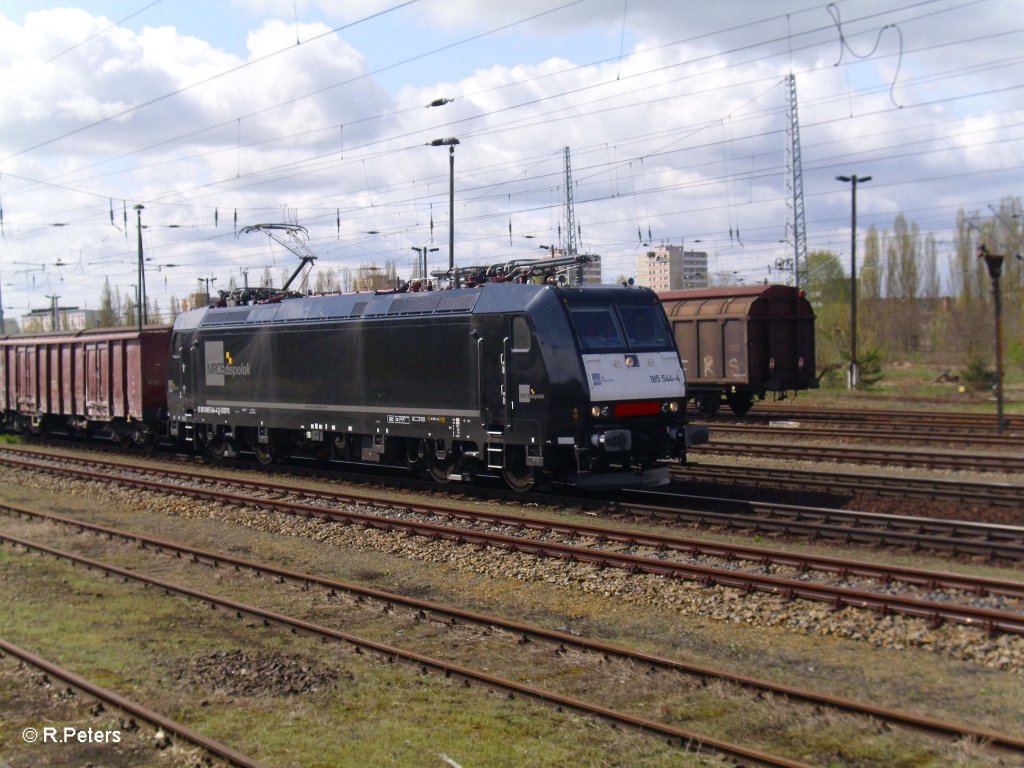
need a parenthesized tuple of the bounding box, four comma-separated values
(784, 73, 808, 287)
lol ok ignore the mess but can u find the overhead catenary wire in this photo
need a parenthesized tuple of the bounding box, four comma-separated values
(11, 0, 984, 196)
(1, 0, 1019, 310)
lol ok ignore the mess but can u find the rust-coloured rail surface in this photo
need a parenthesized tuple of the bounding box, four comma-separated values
(617, 491, 1024, 559)
(739, 404, 1024, 432)
(706, 422, 1024, 449)
(0, 638, 269, 768)
(4, 451, 1024, 636)
(5, 506, 1024, 758)
(674, 462, 1024, 507)
(694, 440, 1024, 473)
(1, 529, 816, 768)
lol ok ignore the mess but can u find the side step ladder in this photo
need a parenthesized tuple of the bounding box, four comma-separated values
(485, 443, 504, 469)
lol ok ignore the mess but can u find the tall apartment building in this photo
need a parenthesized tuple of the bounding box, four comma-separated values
(635, 245, 708, 291)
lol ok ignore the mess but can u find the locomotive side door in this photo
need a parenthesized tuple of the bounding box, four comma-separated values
(480, 316, 508, 432)
(506, 315, 542, 439)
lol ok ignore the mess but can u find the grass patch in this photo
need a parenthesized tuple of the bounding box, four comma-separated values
(0, 549, 700, 767)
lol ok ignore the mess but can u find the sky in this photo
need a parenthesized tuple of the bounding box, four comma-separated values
(0, 0, 1021, 322)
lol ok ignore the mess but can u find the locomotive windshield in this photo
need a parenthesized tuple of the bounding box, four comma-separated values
(570, 307, 623, 351)
(569, 303, 672, 352)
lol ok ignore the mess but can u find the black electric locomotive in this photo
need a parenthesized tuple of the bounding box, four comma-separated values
(167, 278, 690, 490)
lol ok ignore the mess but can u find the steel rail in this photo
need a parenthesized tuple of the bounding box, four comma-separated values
(674, 463, 1024, 507)
(7, 443, 1022, 558)
(5, 452, 1024, 598)
(5, 501, 1022, 753)
(0, 638, 269, 768)
(619, 492, 1024, 560)
(707, 423, 1024, 449)
(741, 406, 1024, 431)
(0, 531, 812, 768)
(5, 454, 1024, 635)
(695, 441, 1024, 473)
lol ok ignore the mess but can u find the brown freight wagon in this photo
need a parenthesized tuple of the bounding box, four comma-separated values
(658, 285, 817, 416)
(0, 325, 171, 443)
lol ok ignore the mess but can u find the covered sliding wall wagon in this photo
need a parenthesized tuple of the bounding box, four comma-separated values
(658, 284, 817, 415)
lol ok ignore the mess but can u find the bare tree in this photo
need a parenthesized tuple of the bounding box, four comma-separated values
(860, 225, 882, 300)
(98, 278, 118, 327)
(892, 214, 920, 301)
(922, 233, 941, 299)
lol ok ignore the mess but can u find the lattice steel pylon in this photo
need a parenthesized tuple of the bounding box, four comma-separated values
(784, 73, 808, 288)
(563, 146, 577, 256)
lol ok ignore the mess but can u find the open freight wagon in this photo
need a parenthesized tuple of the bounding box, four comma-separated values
(0, 326, 170, 442)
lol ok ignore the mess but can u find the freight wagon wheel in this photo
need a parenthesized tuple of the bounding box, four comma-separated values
(725, 392, 754, 416)
(501, 450, 537, 493)
(695, 394, 721, 417)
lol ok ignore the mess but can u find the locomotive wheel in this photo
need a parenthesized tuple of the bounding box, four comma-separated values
(501, 450, 536, 493)
(423, 446, 456, 484)
(206, 435, 230, 461)
(725, 392, 754, 416)
(254, 442, 277, 465)
(695, 394, 721, 417)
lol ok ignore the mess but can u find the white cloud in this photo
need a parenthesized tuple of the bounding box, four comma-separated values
(0, 1, 1020, 318)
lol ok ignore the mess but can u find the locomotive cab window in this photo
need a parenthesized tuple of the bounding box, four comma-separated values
(569, 307, 624, 351)
(511, 316, 531, 352)
(617, 305, 672, 350)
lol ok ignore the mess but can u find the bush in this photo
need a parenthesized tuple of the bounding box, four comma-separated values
(856, 347, 884, 389)
(840, 347, 884, 390)
(961, 356, 996, 392)
(1008, 338, 1024, 371)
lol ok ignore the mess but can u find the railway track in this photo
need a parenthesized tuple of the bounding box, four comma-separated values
(5, 450, 1024, 636)
(13, 442, 1024, 560)
(742, 405, 1024, 432)
(1, 527, 812, 768)
(706, 422, 1024, 450)
(694, 440, 1024, 474)
(674, 462, 1024, 508)
(0, 638, 268, 768)
(618, 491, 1024, 560)
(4, 502, 1023, 760)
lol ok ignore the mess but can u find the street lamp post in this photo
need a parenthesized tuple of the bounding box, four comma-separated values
(429, 138, 460, 273)
(134, 204, 145, 330)
(977, 244, 1006, 434)
(836, 174, 871, 389)
(198, 276, 217, 305)
(411, 246, 439, 281)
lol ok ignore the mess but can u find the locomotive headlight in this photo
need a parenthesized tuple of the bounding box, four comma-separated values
(591, 405, 602, 418)
(662, 401, 680, 413)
